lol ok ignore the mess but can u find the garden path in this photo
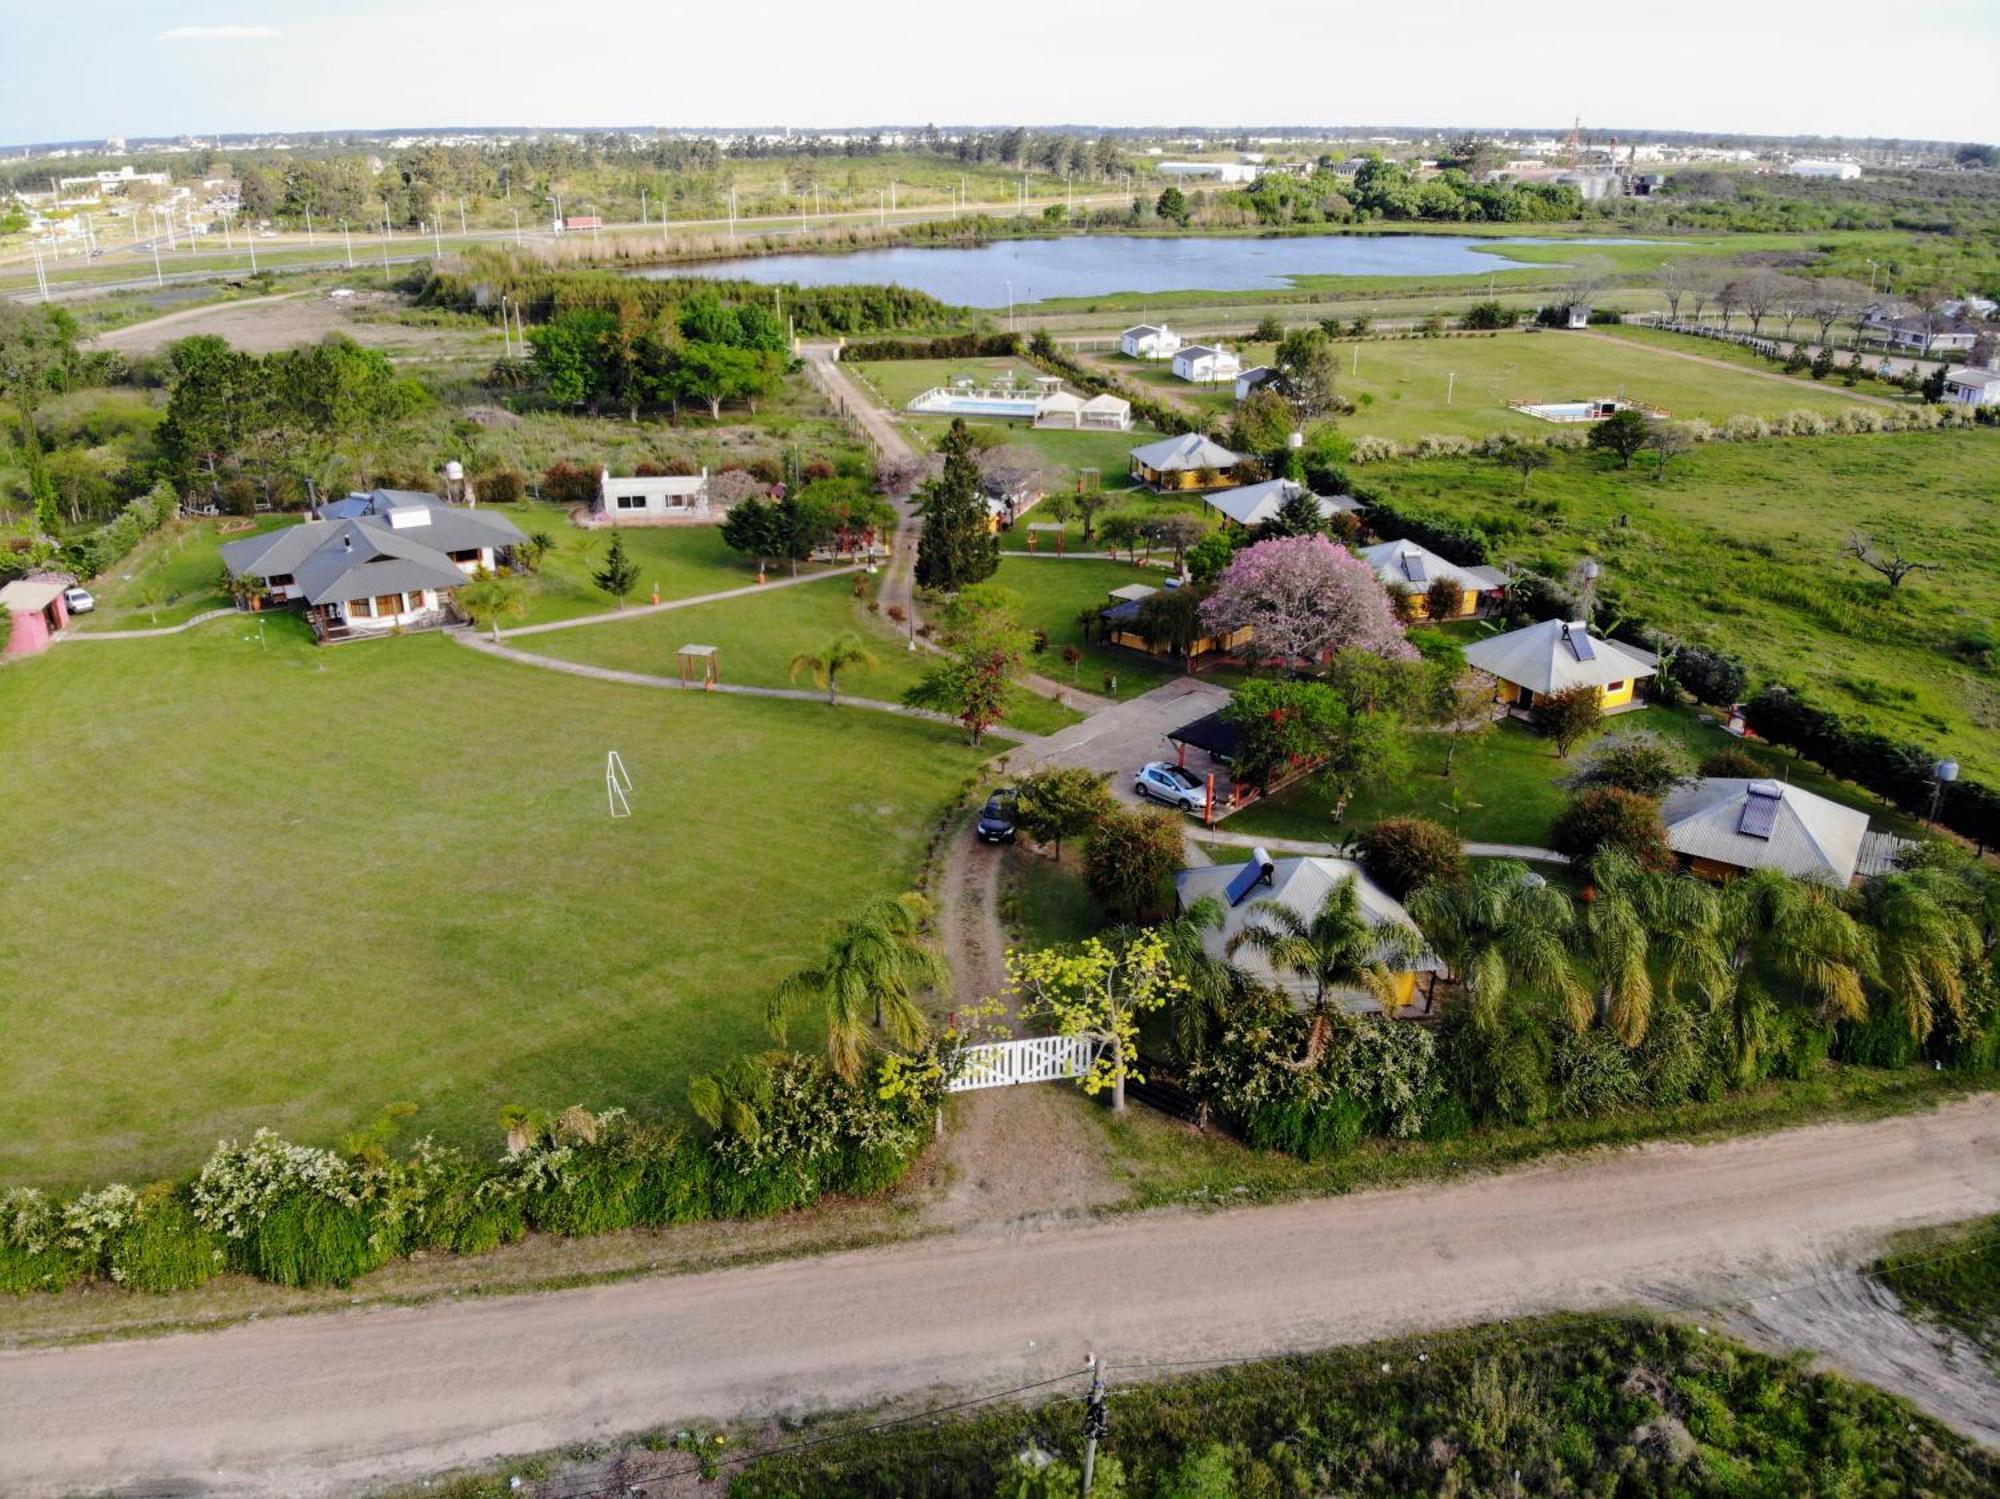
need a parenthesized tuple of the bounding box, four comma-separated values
(1191, 827, 1569, 864)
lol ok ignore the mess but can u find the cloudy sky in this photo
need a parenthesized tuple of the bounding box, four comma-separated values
(6, 0, 1995, 146)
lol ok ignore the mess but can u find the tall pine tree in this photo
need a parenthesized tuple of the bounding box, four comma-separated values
(913, 419, 999, 592)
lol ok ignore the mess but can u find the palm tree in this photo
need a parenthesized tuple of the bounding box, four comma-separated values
(1131, 896, 1236, 1065)
(769, 893, 948, 1082)
(1580, 849, 1729, 1046)
(1856, 868, 1981, 1043)
(1713, 868, 1875, 1079)
(1226, 877, 1416, 1068)
(788, 632, 879, 704)
(1408, 860, 1587, 1033)
(458, 571, 529, 641)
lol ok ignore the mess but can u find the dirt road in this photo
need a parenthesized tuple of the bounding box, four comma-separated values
(6, 1096, 1995, 1495)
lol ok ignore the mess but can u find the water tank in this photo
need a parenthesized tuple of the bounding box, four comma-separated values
(1936, 760, 1960, 783)
(1287, 430, 1304, 450)
(443, 460, 465, 483)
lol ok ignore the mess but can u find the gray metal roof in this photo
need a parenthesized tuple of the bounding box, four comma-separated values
(1358, 539, 1511, 593)
(221, 500, 523, 605)
(1461, 618, 1657, 695)
(1202, 478, 1359, 527)
(1660, 778, 1870, 885)
(1176, 855, 1443, 1012)
(290, 521, 472, 606)
(1130, 433, 1244, 471)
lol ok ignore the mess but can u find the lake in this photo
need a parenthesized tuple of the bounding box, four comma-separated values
(641, 234, 1644, 307)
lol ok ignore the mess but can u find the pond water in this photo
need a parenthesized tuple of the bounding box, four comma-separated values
(641, 234, 1651, 307)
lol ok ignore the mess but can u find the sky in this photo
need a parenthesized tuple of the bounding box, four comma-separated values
(5, 0, 1996, 148)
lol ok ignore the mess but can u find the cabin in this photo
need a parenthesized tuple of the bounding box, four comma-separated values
(1942, 365, 2000, 407)
(1175, 851, 1445, 1014)
(1171, 344, 1244, 384)
(0, 578, 70, 655)
(220, 490, 525, 643)
(1460, 618, 1657, 714)
(1357, 539, 1511, 619)
(1129, 433, 1246, 492)
(592, 467, 714, 524)
(1661, 778, 1871, 886)
(1200, 478, 1360, 530)
(1096, 582, 1251, 666)
(1233, 365, 1278, 401)
(1120, 323, 1182, 360)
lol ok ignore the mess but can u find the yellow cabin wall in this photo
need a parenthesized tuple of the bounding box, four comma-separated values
(1601, 679, 1635, 708)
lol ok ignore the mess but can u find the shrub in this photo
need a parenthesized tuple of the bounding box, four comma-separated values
(1356, 816, 1465, 899)
(1549, 787, 1671, 869)
(1698, 746, 1763, 778)
(1562, 729, 1693, 798)
(1666, 641, 1748, 707)
(475, 469, 525, 503)
(1349, 435, 1403, 464)
(1552, 1030, 1642, 1117)
(1528, 684, 1604, 757)
(541, 461, 599, 506)
(245, 1190, 385, 1288)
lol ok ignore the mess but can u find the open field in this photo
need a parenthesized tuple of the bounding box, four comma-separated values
(991, 556, 1190, 701)
(70, 514, 287, 630)
(1227, 700, 1921, 849)
(86, 288, 505, 362)
(1363, 430, 2000, 776)
(505, 570, 1082, 734)
(0, 627, 987, 1186)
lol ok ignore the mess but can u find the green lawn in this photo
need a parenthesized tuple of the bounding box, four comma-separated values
(1591, 323, 1915, 400)
(846, 357, 1046, 409)
(993, 556, 1189, 700)
(1097, 350, 1253, 415)
(508, 507, 765, 624)
(1363, 430, 2000, 778)
(73, 516, 289, 631)
(507, 571, 1081, 736)
(1227, 701, 1921, 850)
(0, 625, 988, 1187)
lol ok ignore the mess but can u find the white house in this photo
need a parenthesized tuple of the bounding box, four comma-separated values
(1787, 160, 1862, 180)
(1120, 323, 1182, 360)
(1943, 365, 2000, 407)
(1171, 344, 1243, 384)
(593, 467, 715, 524)
(1876, 317, 1979, 354)
(1234, 365, 1278, 401)
(1661, 779, 1871, 886)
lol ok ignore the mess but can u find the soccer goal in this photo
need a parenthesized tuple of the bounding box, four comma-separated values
(606, 750, 633, 818)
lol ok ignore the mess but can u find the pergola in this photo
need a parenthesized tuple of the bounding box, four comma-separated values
(677, 643, 719, 689)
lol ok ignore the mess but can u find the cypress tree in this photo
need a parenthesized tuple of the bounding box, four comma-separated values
(913, 419, 999, 591)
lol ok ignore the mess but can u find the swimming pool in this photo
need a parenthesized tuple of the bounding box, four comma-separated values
(1515, 398, 1640, 423)
(910, 394, 1040, 417)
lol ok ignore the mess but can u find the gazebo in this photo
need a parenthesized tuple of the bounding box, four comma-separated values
(677, 643, 719, 690)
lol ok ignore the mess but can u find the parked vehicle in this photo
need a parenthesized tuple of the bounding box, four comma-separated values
(61, 587, 95, 615)
(975, 790, 1018, 844)
(1134, 761, 1208, 813)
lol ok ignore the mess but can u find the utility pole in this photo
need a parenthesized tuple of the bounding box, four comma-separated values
(305, 204, 315, 245)
(459, 197, 467, 235)
(512, 207, 521, 245)
(1081, 1358, 1108, 1496)
(343, 219, 354, 268)
(149, 232, 163, 287)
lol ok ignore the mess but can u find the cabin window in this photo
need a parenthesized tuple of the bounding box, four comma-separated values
(615, 494, 646, 510)
(375, 593, 402, 617)
(348, 598, 373, 619)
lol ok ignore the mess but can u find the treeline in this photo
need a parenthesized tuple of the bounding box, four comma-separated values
(1236, 156, 1585, 227)
(419, 252, 962, 336)
(523, 292, 789, 419)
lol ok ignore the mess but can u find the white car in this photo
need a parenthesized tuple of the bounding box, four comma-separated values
(61, 586, 95, 615)
(1134, 760, 1208, 813)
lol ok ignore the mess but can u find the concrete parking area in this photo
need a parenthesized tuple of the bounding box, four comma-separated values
(1007, 677, 1236, 812)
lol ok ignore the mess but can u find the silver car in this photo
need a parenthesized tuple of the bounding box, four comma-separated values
(1134, 761, 1207, 813)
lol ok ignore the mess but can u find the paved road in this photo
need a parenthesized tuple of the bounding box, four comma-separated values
(6, 1097, 1995, 1495)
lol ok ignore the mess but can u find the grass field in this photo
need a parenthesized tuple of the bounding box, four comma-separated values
(0, 626, 988, 1187)
(72, 515, 289, 631)
(1363, 430, 2000, 777)
(1871, 1214, 2000, 1371)
(991, 556, 1189, 701)
(1226, 700, 1918, 849)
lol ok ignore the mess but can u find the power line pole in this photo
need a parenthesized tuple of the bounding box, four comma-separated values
(1081, 1357, 1108, 1496)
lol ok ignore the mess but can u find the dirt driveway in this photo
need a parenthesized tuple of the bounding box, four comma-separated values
(1010, 677, 1236, 809)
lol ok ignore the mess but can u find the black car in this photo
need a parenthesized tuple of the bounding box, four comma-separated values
(975, 791, 1018, 844)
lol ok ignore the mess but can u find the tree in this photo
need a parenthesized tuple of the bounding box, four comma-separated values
(1271, 327, 1345, 420)
(1141, 513, 1211, 578)
(1528, 683, 1604, 757)
(913, 419, 999, 591)
(720, 496, 781, 573)
(1579, 848, 1728, 1045)
(903, 629, 1020, 745)
(0, 305, 79, 506)
(1155, 185, 1191, 227)
(1356, 817, 1466, 900)
(1200, 535, 1415, 671)
(770, 893, 947, 1083)
(1230, 387, 1298, 455)
(1013, 765, 1116, 862)
(1409, 860, 1586, 1032)
(1008, 927, 1184, 1111)
(1644, 419, 1695, 481)
(1549, 787, 1671, 869)
(1132, 586, 1209, 669)
(1856, 867, 1980, 1043)
(457, 571, 529, 641)
(1587, 409, 1651, 469)
(1714, 868, 1873, 1078)
(1563, 729, 1693, 797)
(1738, 269, 1785, 337)
(1433, 667, 1498, 775)
(788, 632, 879, 703)
(1226, 875, 1418, 1065)
(1082, 805, 1184, 921)
(1185, 530, 1236, 585)
(1490, 437, 1551, 495)
(1422, 573, 1463, 623)
(1805, 279, 1863, 350)
(592, 532, 641, 606)
(1843, 531, 1935, 589)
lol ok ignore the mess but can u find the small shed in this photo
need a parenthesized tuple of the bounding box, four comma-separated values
(0, 579, 70, 655)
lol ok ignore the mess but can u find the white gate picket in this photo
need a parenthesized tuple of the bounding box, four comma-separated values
(947, 1035, 1098, 1092)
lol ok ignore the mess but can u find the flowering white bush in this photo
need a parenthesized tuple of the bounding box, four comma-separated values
(191, 1129, 360, 1240)
(1678, 419, 1717, 444)
(1778, 410, 1830, 437)
(1413, 434, 1476, 459)
(1348, 435, 1403, 464)
(1721, 415, 1770, 441)
(1, 1186, 56, 1254)
(59, 1184, 139, 1259)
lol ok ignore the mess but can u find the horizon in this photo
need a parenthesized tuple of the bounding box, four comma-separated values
(7, 0, 1995, 148)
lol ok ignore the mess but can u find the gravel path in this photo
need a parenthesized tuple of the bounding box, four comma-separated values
(1193, 828, 1570, 863)
(7, 1096, 1994, 1495)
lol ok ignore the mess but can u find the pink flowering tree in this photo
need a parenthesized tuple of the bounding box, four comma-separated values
(1200, 535, 1416, 670)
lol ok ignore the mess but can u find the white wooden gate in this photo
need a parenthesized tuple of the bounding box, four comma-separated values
(948, 1036, 1098, 1093)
